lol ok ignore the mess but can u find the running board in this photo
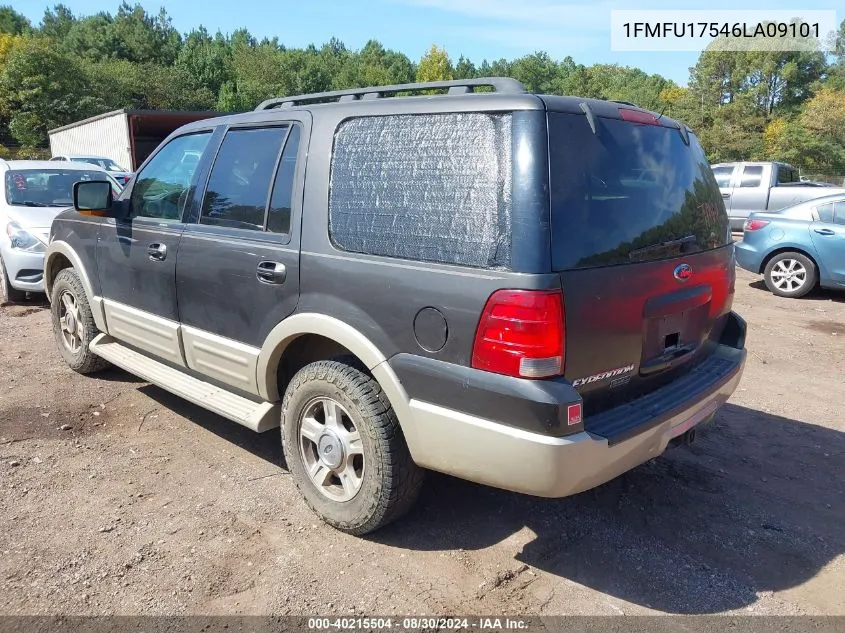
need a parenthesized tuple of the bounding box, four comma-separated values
(89, 334, 279, 432)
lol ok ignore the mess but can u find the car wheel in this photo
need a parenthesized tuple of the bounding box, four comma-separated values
(282, 360, 424, 535)
(0, 258, 27, 304)
(50, 268, 110, 374)
(763, 252, 817, 298)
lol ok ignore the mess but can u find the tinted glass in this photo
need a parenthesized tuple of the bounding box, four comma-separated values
(267, 125, 300, 235)
(834, 202, 845, 226)
(777, 167, 798, 184)
(548, 113, 730, 269)
(817, 203, 834, 223)
(329, 113, 513, 268)
(4, 169, 119, 208)
(740, 166, 763, 187)
(201, 127, 287, 231)
(131, 132, 211, 221)
(712, 166, 733, 188)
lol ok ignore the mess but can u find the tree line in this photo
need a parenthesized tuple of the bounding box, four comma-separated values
(1, 3, 843, 176)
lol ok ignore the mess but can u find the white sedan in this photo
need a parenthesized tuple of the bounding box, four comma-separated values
(1, 160, 121, 303)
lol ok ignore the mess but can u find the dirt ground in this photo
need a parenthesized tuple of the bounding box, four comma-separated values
(1, 267, 843, 617)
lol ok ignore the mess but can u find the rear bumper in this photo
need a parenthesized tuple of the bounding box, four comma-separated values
(735, 240, 764, 273)
(396, 313, 746, 498)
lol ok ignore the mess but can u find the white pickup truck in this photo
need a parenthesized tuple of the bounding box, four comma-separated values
(712, 161, 845, 230)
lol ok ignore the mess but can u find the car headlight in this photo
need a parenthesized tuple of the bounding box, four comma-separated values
(6, 222, 46, 253)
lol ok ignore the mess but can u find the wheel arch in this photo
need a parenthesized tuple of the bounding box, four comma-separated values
(44, 241, 107, 331)
(759, 246, 820, 275)
(257, 313, 421, 455)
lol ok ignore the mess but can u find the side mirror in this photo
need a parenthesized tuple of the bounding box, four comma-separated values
(74, 181, 119, 217)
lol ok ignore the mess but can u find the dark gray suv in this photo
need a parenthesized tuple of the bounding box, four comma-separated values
(45, 78, 747, 534)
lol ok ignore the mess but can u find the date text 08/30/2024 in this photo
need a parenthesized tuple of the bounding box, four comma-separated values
(307, 618, 530, 630)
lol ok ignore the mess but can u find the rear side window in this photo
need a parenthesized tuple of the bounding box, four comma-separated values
(548, 113, 730, 269)
(329, 113, 512, 268)
(740, 166, 764, 188)
(201, 127, 287, 231)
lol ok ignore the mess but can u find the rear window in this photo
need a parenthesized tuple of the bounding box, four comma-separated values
(548, 113, 729, 270)
(329, 113, 512, 269)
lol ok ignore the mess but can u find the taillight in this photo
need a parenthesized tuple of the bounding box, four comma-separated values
(619, 108, 660, 126)
(471, 289, 565, 379)
(744, 219, 770, 231)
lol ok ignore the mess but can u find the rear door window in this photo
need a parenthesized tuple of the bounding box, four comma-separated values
(739, 166, 764, 188)
(834, 202, 845, 225)
(817, 203, 834, 223)
(548, 112, 730, 270)
(201, 127, 288, 231)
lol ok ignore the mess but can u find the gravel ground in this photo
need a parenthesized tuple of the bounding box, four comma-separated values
(1, 267, 843, 616)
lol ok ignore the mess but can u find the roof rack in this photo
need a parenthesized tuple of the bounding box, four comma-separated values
(255, 77, 526, 111)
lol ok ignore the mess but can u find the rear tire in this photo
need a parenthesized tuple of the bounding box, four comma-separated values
(763, 252, 817, 298)
(50, 268, 110, 374)
(0, 258, 27, 304)
(282, 360, 424, 535)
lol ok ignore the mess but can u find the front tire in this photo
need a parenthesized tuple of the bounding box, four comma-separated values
(763, 252, 817, 298)
(282, 360, 424, 535)
(50, 268, 110, 374)
(0, 258, 27, 304)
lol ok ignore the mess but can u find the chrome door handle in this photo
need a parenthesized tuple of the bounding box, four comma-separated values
(147, 243, 167, 261)
(721, 193, 731, 199)
(814, 228, 835, 236)
(256, 261, 286, 284)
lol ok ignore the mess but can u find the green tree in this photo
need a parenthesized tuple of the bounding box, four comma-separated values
(40, 4, 75, 40)
(453, 55, 476, 79)
(0, 6, 30, 35)
(416, 44, 453, 83)
(510, 51, 558, 93)
(0, 37, 104, 145)
(176, 27, 232, 96)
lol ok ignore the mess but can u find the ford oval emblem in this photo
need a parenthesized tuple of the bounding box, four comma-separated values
(674, 263, 693, 282)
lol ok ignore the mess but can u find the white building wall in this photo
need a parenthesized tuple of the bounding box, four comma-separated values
(48, 112, 132, 171)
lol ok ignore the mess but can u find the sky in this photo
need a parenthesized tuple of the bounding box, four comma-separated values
(13, 0, 843, 86)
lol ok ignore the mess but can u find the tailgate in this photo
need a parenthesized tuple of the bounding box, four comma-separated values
(560, 247, 735, 416)
(545, 108, 734, 416)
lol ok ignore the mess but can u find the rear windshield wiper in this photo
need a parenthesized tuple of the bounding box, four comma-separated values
(18, 200, 49, 207)
(628, 235, 699, 260)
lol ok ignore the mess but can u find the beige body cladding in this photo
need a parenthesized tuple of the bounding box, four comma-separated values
(44, 241, 745, 499)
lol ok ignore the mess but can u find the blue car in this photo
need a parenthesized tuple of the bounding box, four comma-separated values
(735, 193, 845, 298)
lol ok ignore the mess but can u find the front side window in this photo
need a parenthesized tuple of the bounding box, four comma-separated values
(4, 169, 120, 208)
(711, 166, 733, 188)
(740, 166, 763, 188)
(200, 127, 288, 231)
(131, 132, 211, 221)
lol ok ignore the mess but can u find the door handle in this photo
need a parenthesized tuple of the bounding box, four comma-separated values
(256, 261, 287, 284)
(722, 193, 731, 199)
(147, 243, 167, 261)
(814, 228, 835, 236)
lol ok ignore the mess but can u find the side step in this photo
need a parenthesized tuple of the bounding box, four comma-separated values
(90, 334, 280, 432)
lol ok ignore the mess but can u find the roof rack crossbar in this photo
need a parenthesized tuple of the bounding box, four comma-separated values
(255, 77, 525, 111)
